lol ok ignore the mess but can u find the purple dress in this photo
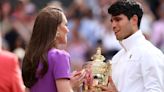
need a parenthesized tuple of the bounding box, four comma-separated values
(30, 48, 71, 92)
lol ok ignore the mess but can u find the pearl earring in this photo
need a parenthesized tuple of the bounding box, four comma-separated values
(56, 32, 60, 37)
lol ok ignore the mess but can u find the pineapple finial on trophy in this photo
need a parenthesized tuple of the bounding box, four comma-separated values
(91, 47, 105, 62)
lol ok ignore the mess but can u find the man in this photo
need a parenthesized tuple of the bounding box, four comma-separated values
(99, 0, 164, 92)
(0, 33, 25, 92)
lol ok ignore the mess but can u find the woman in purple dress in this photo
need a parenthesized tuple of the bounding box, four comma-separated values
(22, 6, 85, 92)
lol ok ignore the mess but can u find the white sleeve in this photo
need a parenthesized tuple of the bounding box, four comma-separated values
(141, 52, 164, 92)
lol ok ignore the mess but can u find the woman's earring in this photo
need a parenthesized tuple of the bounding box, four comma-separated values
(56, 32, 60, 37)
(55, 32, 60, 43)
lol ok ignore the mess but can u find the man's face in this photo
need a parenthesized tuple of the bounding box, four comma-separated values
(110, 14, 134, 41)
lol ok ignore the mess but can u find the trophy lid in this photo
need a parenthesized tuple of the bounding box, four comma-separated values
(90, 47, 107, 75)
(82, 47, 112, 91)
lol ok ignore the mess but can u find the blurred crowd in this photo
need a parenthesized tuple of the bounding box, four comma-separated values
(0, 0, 164, 71)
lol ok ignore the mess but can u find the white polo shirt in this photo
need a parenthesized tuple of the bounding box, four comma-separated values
(111, 30, 164, 92)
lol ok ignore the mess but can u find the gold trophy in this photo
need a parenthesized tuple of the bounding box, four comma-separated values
(83, 47, 112, 92)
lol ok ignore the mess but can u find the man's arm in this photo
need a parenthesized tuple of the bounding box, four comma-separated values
(141, 52, 164, 92)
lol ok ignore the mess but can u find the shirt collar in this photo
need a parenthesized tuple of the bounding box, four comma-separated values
(120, 30, 145, 52)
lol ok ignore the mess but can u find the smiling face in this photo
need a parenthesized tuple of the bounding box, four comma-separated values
(110, 14, 137, 41)
(56, 12, 69, 44)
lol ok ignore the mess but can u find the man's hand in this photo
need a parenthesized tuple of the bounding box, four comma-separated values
(97, 76, 118, 92)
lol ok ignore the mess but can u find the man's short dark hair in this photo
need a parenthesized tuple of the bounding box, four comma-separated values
(108, 0, 143, 28)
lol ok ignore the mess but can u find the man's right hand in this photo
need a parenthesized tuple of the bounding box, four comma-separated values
(97, 76, 118, 92)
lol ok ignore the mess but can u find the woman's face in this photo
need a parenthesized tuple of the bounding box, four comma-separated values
(56, 13, 69, 44)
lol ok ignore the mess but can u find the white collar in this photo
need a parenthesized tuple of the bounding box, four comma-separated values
(120, 30, 146, 52)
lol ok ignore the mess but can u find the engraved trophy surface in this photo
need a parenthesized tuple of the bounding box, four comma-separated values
(83, 47, 112, 92)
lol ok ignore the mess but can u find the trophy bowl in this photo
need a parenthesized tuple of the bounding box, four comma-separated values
(83, 47, 112, 92)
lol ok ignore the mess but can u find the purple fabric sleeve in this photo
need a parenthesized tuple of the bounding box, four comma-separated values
(50, 50, 71, 79)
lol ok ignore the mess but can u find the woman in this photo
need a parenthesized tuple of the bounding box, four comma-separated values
(22, 6, 85, 92)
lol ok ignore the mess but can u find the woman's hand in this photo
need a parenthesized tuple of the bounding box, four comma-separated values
(70, 69, 86, 89)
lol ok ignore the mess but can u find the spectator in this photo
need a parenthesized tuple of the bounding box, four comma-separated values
(0, 32, 25, 92)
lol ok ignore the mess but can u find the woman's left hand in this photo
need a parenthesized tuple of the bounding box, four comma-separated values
(70, 69, 86, 89)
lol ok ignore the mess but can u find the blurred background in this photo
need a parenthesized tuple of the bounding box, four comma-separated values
(0, 0, 164, 72)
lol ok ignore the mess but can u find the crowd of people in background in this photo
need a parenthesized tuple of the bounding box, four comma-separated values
(0, 0, 164, 71)
(0, 0, 164, 92)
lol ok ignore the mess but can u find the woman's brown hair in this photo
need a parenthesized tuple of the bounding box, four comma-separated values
(22, 7, 63, 88)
